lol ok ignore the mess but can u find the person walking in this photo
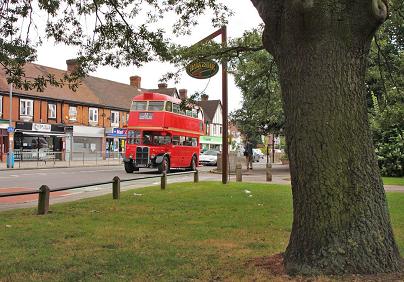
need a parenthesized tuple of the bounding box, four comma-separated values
(244, 140, 253, 170)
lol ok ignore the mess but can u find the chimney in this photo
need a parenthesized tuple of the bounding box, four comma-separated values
(201, 94, 209, 101)
(158, 83, 168, 89)
(130, 76, 141, 88)
(66, 59, 79, 73)
(179, 89, 188, 100)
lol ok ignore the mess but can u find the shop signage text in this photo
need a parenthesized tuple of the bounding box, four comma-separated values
(32, 123, 51, 132)
(113, 128, 127, 136)
(186, 59, 219, 79)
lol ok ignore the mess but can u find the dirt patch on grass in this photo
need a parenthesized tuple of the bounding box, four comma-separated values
(248, 253, 404, 281)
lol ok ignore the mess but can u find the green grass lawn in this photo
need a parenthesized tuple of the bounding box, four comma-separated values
(0, 182, 403, 281)
(383, 177, 404, 186)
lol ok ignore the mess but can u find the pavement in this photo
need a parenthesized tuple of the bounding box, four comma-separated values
(0, 161, 402, 212)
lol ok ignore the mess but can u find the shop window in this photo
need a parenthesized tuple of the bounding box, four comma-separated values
(20, 99, 33, 118)
(69, 106, 77, 121)
(48, 103, 56, 119)
(111, 111, 120, 127)
(89, 107, 98, 124)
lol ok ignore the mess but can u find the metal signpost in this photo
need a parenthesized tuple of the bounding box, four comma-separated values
(188, 26, 229, 184)
(7, 83, 14, 168)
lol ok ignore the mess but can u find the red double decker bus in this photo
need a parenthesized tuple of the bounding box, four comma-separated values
(124, 92, 205, 173)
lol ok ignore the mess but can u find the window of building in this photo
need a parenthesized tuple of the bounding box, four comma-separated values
(111, 111, 120, 127)
(69, 106, 77, 121)
(0, 96, 2, 117)
(89, 107, 98, 123)
(48, 103, 56, 119)
(20, 99, 34, 117)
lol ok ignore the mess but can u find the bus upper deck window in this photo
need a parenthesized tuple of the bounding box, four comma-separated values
(165, 101, 173, 112)
(148, 101, 164, 111)
(173, 103, 180, 113)
(131, 101, 147, 111)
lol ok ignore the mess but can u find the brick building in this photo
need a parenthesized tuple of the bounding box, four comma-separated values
(0, 60, 179, 162)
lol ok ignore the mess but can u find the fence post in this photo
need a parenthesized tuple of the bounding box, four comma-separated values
(38, 185, 50, 215)
(236, 163, 242, 182)
(194, 169, 199, 183)
(161, 172, 167, 190)
(112, 176, 120, 199)
(266, 163, 272, 182)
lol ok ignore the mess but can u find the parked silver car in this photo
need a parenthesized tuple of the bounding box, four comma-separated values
(199, 150, 219, 166)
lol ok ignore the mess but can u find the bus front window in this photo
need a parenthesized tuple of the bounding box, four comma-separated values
(131, 101, 147, 111)
(148, 101, 164, 111)
(127, 130, 141, 144)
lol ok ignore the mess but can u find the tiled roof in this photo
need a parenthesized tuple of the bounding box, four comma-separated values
(0, 63, 139, 110)
(197, 100, 221, 122)
(140, 88, 179, 98)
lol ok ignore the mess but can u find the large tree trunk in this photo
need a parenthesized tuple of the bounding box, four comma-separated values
(251, 0, 401, 275)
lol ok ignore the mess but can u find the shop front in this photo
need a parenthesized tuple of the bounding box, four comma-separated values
(14, 122, 65, 161)
(0, 120, 10, 162)
(200, 135, 222, 152)
(71, 125, 105, 160)
(105, 128, 127, 158)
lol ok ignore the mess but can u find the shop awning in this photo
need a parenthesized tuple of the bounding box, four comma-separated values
(16, 130, 66, 137)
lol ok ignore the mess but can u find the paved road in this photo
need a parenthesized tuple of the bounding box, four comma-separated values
(0, 164, 226, 211)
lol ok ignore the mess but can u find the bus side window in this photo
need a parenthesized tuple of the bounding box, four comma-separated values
(164, 136, 171, 144)
(165, 101, 173, 112)
(180, 136, 186, 146)
(173, 104, 180, 113)
(173, 136, 180, 145)
(192, 109, 198, 118)
(191, 138, 198, 147)
(186, 110, 192, 117)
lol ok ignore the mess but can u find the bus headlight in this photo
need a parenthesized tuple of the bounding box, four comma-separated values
(151, 154, 155, 159)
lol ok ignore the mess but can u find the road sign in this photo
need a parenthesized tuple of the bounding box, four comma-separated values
(7, 126, 14, 133)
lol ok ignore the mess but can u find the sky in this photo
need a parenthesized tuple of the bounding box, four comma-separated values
(35, 1, 263, 112)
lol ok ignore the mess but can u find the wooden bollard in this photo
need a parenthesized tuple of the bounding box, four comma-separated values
(161, 172, 167, 190)
(266, 163, 272, 182)
(194, 170, 199, 183)
(38, 185, 50, 215)
(236, 163, 242, 182)
(113, 176, 120, 199)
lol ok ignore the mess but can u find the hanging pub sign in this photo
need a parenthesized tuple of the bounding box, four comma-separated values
(186, 59, 219, 79)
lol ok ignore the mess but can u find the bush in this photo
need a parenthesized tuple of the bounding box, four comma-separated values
(372, 99, 404, 177)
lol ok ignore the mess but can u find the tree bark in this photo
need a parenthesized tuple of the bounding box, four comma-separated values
(251, 0, 401, 275)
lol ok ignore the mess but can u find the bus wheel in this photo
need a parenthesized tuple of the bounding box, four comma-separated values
(189, 155, 197, 171)
(124, 162, 135, 173)
(158, 156, 169, 174)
